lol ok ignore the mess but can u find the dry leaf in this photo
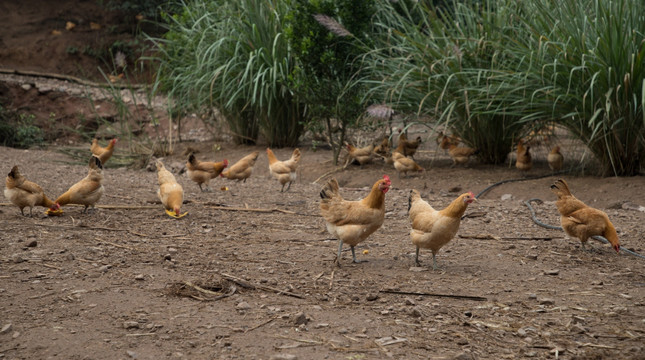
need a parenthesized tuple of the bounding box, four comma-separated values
(51, 30, 62, 36)
(90, 22, 101, 30)
(66, 21, 76, 31)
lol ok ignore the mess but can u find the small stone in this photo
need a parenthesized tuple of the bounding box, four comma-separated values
(168, 247, 178, 254)
(464, 311, 472, 317)
(501, 194, 513, 201)
(99, 265, 111, 273)
(236, 302, 251, 310)
(314, 323, 329, 329)
(517, 328, 527, 336)
(123, 321, 139, 329)
(21, 84, 32, 91)
(126, 350, 137, 358)
(528, 293, 537, 300)
(12, 255, 24, 263)
(27, 240, 38, 247)
(526, 254, 538, 260)
(410, 308, 422, 318)
(539, 298, 555, 306)
(12, 331, 20, 339)
(1, 324, 13, 334)
(456, 338, 468, 345)
(270, 354, 297, 360)
(544, 269, 560, 276)
(404, 297, 416, 306)
(293, 312, 308, 326)
(66, 253, 75, 261)
(163, 254, 172, 261)
(366, 294, 379, 301)
(134, 274, 145, 281)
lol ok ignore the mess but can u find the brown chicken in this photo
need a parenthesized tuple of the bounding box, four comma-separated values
(4, 166, 57, 216)
(90, 138, 117, 165)
(320, 175, 391, 266)
(373, 137, 391, 159)
(186, 153, 228, 191)
(392, 151, 424, 178)
(550, 179, 620, 253)
(221, 151, 259, 182)
(408, 190, 477, 269)
(547, 146, 564, 171)
(156, 160, 185, 218)
(267, 148, 301, 192)
(447, 143, 479, 166)
(515, 139, 532, 172)
(397, 131, 422, 158)
(346, 143, 373, 166)
(50, 156, 104, 213)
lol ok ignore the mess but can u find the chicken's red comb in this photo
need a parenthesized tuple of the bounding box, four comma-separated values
(383, 175, 391, 183)
(468, 191, 475, 197)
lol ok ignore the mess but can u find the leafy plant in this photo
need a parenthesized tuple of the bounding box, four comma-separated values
(151, 0, 304, 146)
(0, 108, 44, 149)
(285, 0, 376, 164)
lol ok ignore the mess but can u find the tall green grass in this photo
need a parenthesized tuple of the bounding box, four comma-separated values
(514, 0, 645, 175)
(151, 0, 304, 146)
(364, 0, 644, 173)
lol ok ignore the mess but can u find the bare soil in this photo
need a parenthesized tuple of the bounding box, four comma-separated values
(2, 1, 645, 359)
(1, 139, 645, 360)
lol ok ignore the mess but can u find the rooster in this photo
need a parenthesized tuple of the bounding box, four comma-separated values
(408, 190, 477, 270)
(90, 138, 117, 165)
(550, 179, 620, 253)
(221, 151, 259, 182)
(4, 166, 57, 216)
(267, 148, 301, 192)
(49, 156, 104, 214)
(157, 160, 185, 218)
(186, 153, 228, 192)
(320, 175, 391, 266)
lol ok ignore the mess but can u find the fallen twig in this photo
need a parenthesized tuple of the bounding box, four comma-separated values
(219, 272, 305, 299)
(245, 316, 279, 333)
(313, 167, 344, 184)
(205, 205, 296, 215)
(98, 238, 136, 251)
(379, 289, 487, 302)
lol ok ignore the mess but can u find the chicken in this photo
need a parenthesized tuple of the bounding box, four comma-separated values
(408, 190, 477, 270)
(320, 175, 391, 266)
(392, 151, 424, 178)
(186, 153, 228, 191)
(50, 156, 104, 213)
(373, 137, 391, 159)
(447, 143, 479, 166)
(221, 151, 259, 182)
(267, 148, 301, 192)
(346, 143, 373, 166)
(515, 139, 532, 172)
(547, 146, 564, 172)
(90, 138, 117, 165)
(156, 160, 185, 218)
(397, 131, 422, 158)
(4, 165, 57, 216)
(439, 134, 461, 153)
(550, 179, 620, 253)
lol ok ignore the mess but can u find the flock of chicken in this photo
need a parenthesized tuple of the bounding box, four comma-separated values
(4, 132, 619, 269)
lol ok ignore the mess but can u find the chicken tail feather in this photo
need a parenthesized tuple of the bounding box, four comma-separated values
(550, 179, 572, 198)
(320, 178, 340, 200)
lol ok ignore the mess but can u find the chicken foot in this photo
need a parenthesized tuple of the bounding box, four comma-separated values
(415, 247, 439, 270)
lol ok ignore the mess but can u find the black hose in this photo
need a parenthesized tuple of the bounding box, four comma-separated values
(524, 199, 645, 260)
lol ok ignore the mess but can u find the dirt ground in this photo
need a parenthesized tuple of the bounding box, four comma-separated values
(2, 1, 645, 359)
(1, 138, 645, 360)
